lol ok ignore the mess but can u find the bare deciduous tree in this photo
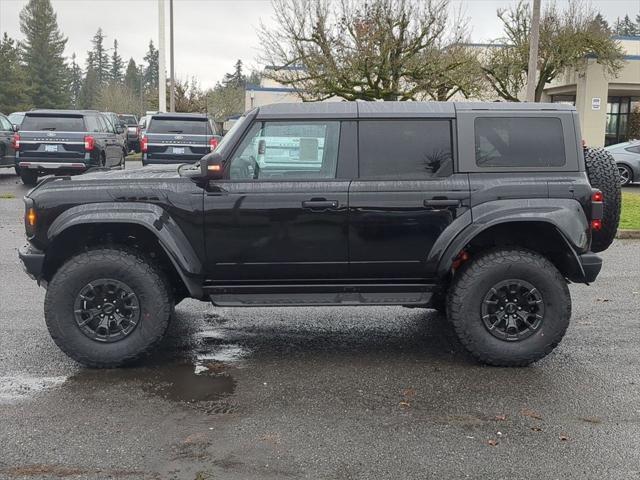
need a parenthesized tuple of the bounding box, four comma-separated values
(482, 0, 625, 102)
(258, 0, 484, 101)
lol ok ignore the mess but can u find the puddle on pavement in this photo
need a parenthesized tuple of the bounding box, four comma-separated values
(0, 375, 67, 404)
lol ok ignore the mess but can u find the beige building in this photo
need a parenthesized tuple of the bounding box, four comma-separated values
(247, 36, 640, 147)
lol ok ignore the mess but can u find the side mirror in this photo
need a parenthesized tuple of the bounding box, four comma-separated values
(201, 152, 225, 180)
(12, 124, 19, 132)
(116, 126, 124, 134)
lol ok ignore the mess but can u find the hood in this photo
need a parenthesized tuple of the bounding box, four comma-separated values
(79, 164, 183, 181)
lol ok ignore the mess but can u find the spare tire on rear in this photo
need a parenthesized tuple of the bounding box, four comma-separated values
(584, 147, 621, 253)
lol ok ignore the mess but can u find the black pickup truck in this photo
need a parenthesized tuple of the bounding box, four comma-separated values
(14, 110, 126, 185)
(18, 102, 620, 368)
(141, 112, 220, 165)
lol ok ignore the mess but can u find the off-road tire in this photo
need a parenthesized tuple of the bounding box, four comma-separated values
(447, 248, 571, 367)
(584, 147, 621, 252)
(19, 168, 38, 186)
(44, 248, 173, 368)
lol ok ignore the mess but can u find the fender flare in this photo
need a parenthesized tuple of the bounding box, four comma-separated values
(432, 198, 590, 280)
(47, 202, 203, 297)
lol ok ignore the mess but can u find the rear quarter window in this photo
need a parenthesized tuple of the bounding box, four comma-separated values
(475, 117, 566, 168)
(20, 115, 86, 132)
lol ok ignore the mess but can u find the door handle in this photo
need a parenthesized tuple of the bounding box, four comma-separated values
(302, 199, 339, 209)
(423, 199, 461, 208)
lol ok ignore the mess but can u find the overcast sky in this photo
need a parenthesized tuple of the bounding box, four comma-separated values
(0, 0, 638, 89)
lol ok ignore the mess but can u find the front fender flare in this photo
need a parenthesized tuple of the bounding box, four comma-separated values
(433, 198, 590, 280)
(48, 202, 203, 297)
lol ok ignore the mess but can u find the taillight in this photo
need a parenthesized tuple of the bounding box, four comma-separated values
(141, 135, 148, 152)
(11, 133, 20, 150)
(591, 189, 603, 232)
(591, 219, 602, 231)
(209, 137, 219, 151)
(592, 191, 603, 203)
(84, 135, 95, 151)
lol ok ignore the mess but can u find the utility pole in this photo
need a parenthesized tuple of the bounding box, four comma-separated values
(158, 0, 167, 112)
(169, 0, 175, 112)
(525, 0, 541, 102)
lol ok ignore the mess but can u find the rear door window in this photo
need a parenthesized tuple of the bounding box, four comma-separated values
(475, 117, 566, 167)
(358, 120, 453, 179)
(21, 115, 86, 132)
(148, 118, 212, 135)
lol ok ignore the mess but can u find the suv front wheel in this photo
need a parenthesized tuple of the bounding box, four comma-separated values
(44, 248, 173, 367)
(447, 248, 570, 367)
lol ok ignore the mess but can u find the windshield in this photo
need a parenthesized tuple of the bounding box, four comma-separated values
(118, 115, 137, 124)
(147, 118, 212, 135)
(21, 114, 85, 132)
(8, 112, 25, 125)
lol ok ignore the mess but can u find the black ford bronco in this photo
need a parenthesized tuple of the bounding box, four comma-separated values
(18, 102, 621, 368)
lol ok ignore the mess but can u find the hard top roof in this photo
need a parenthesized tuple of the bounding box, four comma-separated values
(150, 112, 209, 119)
(255, 101, 575, 119)
(27, 109, 89, 116)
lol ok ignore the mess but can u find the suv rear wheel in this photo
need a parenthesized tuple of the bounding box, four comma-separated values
(44, 248, 173, 368)
(447, 248, 570, 367)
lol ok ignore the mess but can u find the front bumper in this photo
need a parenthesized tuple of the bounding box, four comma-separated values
(18, 243, 45, 281)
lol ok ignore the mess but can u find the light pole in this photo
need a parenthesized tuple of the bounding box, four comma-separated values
(169, 0, 175, 112)
(158, 0, 167, 112)
(525, 0, 541, 102)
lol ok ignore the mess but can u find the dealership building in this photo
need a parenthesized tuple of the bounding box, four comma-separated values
(245, 36, 640, 147)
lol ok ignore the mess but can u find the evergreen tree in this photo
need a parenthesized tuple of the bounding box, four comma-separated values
(68, 53, 83, 108)
(591, 13, 610, 33)
(143, 40, 159, 90)
(89, 28, 111, 86)
(110, 39, 123, 84)
(124, 58, 140, 94)
(222, 59, 246, 88)
(79, 67, 99, 109)
(613, 14, 639, 36)
(19, 0, 70, 108)
(0, 33, 31, 112)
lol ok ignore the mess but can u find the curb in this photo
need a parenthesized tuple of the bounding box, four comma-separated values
(616, 230, 640, 239)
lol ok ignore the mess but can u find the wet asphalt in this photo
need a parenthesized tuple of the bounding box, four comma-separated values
(0, 165, 639, 480)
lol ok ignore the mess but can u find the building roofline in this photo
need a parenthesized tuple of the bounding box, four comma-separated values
(613, 35, 640, 41)
(246, 84, 297, 93)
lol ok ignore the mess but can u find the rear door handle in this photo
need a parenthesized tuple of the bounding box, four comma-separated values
(302, 199, 339, 209)
(423, 199, 461, 208)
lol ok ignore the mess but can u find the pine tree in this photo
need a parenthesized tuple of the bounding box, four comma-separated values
(19, 0, 70, 108)
(0, 33, 31, 112)
(89, 28, 111, 86)
(68, 53, 83, 108)
(124, 58, 140, 94)
(613, 14, 639, 36)
(79, 67, 99, 109)
(222, 60, 245, 88)
(591, 13, 610, 33)
(143, 40, 159, 90)
(110, 39, 123, 84)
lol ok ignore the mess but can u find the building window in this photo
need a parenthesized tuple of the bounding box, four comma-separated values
(606, 96, 640, 146)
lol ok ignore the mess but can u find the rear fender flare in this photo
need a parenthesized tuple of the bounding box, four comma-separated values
(434, 198, 589, 279)
(47, 202, 203, 297)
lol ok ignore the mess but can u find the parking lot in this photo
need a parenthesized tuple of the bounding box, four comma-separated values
(0, 165, 639, 479)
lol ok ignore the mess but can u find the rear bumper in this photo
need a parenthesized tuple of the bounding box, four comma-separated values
(18, 161, 87, 171)
(578, 252, 602, 283)
(18, 243, 45, 281)
(142, 156, 202, 165)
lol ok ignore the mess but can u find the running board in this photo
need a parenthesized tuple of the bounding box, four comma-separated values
(205, 283, 435, 307)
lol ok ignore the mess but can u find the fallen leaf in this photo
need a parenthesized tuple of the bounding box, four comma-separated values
(399, 401, 411, 407)
(494, 414, 507, 421)
(531, 426, 543, 432)
(401, 388, 416, 399)
(487, 439, 499, 446)
(559, 435, 569, 441)
(522, 408, 543, 420)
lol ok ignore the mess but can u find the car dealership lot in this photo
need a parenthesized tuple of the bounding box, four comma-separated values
(0, 169, 639, 479)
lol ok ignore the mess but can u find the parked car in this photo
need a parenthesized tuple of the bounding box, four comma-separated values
(118, 113, 140, 153)
(0, 113, 17, 172)
(101, 112, 128, 151)
(8, 111, 25, 128)
(141, 112, 220, 165)
(18, 102, 620, 368)
(14, 109, 126, 186)
(138, 115, 148, 135)
(605, 140, 640, 186)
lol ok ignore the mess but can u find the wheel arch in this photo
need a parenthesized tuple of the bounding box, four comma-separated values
(44, 202, 203, 299)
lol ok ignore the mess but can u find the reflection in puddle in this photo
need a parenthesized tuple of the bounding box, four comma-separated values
(0, 375, 67, 404)
(71, 363, 236, 404)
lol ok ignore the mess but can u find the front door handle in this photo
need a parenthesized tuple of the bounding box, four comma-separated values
(302, 199, 339, 210)
(423, 199, 461, 208)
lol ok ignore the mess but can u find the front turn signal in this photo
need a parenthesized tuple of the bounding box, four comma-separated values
(26, 207, 37, 227)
